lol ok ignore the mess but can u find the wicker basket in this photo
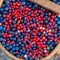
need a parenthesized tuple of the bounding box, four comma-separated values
(0, 0, 60, 60)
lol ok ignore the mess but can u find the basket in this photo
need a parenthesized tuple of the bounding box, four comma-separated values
(0, 0, 60, 60)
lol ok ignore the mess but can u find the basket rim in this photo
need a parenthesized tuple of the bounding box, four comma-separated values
(0, 43, 60, 60)
(29, 0, 60, 14)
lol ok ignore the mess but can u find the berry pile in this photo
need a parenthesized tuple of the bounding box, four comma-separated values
(0, 0, 60, 60)
(50, 0, 60, 5)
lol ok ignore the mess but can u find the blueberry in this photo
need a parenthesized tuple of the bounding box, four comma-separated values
(20, 6, 24, 10)
(44, 20, 49, 24)
(54, 34, 58, 38)
(6, 0, 10, 4)
(37, 32, 42, 37)
(57, 20, 60, 24)
(54, 24, 58, 28)
(28, 12, 31, 16)
(0, 37, 3, 42)
(36, 22, 40, 25)
(15, 47, 19, 50)
(5, 7, 9, 11)
(22, 1, 26, 5)
(12, 0, 15, 2)
(0, 26, 3, 30)
(36, 13, 40, 16)
(30, 35, 34, 38)
(30, 20, 33, 24)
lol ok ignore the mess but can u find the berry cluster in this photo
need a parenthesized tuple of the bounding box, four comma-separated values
(0, 0, 60, 60)
(50, 0, 60, 5)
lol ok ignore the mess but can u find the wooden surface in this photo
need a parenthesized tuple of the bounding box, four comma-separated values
(29, 0, 60, 14)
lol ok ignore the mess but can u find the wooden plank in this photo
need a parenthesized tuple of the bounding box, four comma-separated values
(0, 0, 4, 7)
(29, 0, 60, 14)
